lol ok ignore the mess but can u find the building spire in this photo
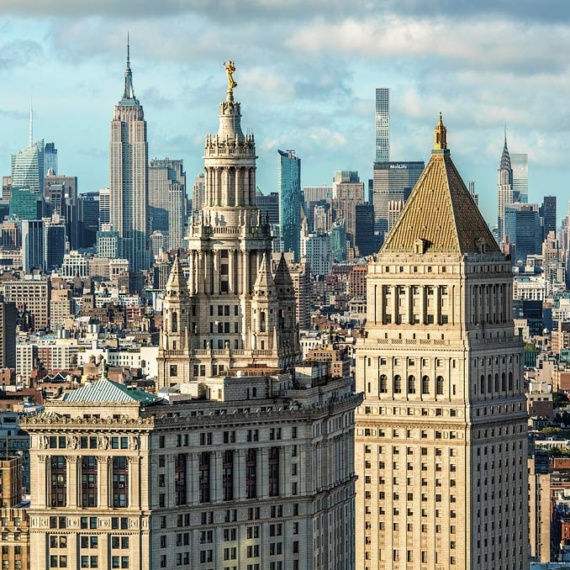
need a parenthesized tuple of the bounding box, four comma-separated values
(500, 129, 511, 172)
(433, 112, 447, 151)
(123, 34, 135, 100)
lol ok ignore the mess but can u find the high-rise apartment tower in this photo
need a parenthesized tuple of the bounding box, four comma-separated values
(278, 149, 302, 262)
(375, 88, 390, 163)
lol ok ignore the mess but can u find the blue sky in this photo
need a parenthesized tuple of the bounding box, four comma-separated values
(1, 1, 570, 227)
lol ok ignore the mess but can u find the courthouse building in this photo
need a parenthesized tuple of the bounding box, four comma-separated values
(354, 116, 528, 570)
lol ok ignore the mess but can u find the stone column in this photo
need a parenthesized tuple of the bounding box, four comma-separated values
(435, 286, 442, 325)
(257, 448, 268, 498)
(228, 250, 234, 294)
(128, 456, 140, 509)
(189, 453, 199, 505)
(234, 449, 244, 501)
(213, 451, 223, 503)
(391, 286, 398, 324)
(242, 251, 249, 295)
(67, 456, 78, 508)
(36, 454, 48, 508)
(243, 168, 250, 206)
(420, 286, 427, 325)
(98, 456, 110, 509)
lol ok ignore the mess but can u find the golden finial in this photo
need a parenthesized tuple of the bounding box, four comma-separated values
(223, 60, 237, 94)
(433, 112, 447, 151)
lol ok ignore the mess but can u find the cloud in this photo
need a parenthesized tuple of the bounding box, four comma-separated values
(0, 39, 43, 68)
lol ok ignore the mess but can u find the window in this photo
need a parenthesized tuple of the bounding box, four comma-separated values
(436, 376, 444, 395)
(408, 375, 416, 394)
(199, 452, 211, 503)
(50, 456, 67, 508)
(112, 457, 129, 508)
(268, 447, 280, 497)
(82, 456, 98, 507)
(380, 375, 388, 393)
(394, 375, 402, 394)
(422, 376, 430, 394)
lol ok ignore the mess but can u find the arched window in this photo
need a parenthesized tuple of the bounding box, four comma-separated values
(380, 375, 388, 393)
(508, 372, 513, 391)
(394, 375, 402, 394)
(494, 374, 499, 392)
(408, 375, 416, 394)
(487, 374, 492, 393)
(171, 311, 178, 333)
(421, 376, 430, 395)
(480, 375, 485, 394)
(260, 311, 266, 333)
(436, 376, 444, 395)
(501, 373, 506, 392)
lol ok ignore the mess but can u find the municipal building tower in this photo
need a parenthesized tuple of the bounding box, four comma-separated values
(158, 63, 300, 390)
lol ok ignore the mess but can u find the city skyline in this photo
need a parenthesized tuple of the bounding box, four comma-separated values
(1, 2, 570, 229)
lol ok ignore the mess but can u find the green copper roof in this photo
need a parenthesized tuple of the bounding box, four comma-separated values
(63, 378, 162, 406)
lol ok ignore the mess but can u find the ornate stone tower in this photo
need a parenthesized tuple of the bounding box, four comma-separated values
(157, 255, 192, 384)
(355, 115, 528, 570)
(157, 65, 300, 391)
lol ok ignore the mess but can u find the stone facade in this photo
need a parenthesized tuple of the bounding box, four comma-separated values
(23, 366, 360, 570)
(354, 117, 528, 570)
(157, 82, 300, 391)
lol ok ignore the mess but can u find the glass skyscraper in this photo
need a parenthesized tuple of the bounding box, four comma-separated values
(375, 88, 389, 163)
(278, 149, 302, 262)
(511, 152, 528, 203)
(11, 139, 44, 194)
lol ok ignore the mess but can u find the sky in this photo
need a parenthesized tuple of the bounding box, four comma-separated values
(1, 1, 570, 227)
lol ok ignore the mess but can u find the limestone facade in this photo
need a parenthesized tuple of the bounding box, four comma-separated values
(23, 369, 360, 570)
(354, 117, 528, 570)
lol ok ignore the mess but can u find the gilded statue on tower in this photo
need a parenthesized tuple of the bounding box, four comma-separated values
(223, 60, 237, 92)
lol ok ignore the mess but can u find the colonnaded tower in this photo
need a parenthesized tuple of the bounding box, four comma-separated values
(355, 116, 528, 570)
(157, 62, 301, 391)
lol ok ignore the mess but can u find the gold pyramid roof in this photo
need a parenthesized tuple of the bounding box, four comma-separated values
(381, 114, 499, 255)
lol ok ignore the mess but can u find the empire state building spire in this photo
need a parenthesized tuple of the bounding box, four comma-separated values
(121, 34, 139, 105)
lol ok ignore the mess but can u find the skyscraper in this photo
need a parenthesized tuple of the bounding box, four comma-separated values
(109, 41, 150, 272)
(505, 202, 541, 265)
(497, 135, 514, 244)
(44, 173, 78, 250)
(540, 195, 557, 240)
(21, 219, 44, 273)
(278, 149, 302, 262)
(375, 88, 390, 163)
(355, 116, 528, 569)
(44, 142, 58, 175)
(11, 139, 44, 195)
(372, 160, 424, 234)
(77, 192, 100, 249)
(331, 170, 365, 247)
(148, 158, 186, 250)
(511, 152, 528, 203)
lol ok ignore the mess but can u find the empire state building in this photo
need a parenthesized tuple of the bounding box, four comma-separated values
(110, 41, 150, 273)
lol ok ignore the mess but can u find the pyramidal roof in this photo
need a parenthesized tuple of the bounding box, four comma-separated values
(274, 253, 293, 287)
(165, 255, 188, 293)
(254, 252, 276, 294)
(381, 115, 500, 255)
